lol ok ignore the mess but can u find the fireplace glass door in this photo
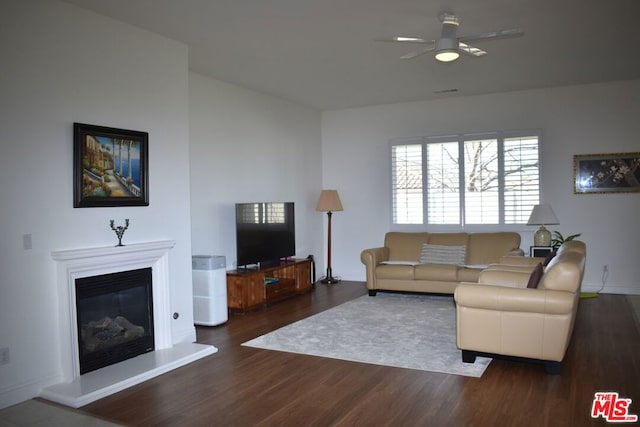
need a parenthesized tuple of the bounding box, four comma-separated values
(75, 267, 154, 374)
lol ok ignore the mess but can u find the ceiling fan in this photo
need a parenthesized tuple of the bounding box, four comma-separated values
(381, 13, 523, 62)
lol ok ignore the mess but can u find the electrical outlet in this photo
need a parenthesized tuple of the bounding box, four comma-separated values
(0, 348, 9, 366)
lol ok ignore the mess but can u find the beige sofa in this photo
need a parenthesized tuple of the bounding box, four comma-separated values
(454, 240, 587, 374)
(360, 232, 522, 296)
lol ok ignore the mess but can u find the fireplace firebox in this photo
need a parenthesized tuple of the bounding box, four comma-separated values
(75, 268, 154, 374)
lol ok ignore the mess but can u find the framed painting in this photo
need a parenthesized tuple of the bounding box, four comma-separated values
(573, 152, 640, 194)
(73, 123, 149, 207)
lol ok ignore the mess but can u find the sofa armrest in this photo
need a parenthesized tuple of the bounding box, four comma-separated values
(360, 246, 389, 266)
(360, 247, 389, 290)
(454, 283, 575, 315)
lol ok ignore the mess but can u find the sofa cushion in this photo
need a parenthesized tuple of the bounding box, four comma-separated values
(384, 232, 430, 261)
(375, 264, 415, 280)
(419, 244, 466, 265)
(477, 269, 530, 288)
(427, 233, 469, 246)
(414, 264, 458, 281)
(457, 267, 483, 283)
(527, 263, 544, 288)
(466, 232, 521, 265)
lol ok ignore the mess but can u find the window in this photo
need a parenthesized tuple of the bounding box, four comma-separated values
(391, 132, 540, 227)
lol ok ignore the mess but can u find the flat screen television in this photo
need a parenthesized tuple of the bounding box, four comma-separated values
(235, 202, 295, 268)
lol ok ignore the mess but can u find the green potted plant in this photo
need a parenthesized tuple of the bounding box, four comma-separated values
(551, 231, 581, 250)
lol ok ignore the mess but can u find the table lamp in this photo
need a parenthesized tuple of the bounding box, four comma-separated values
(527, 203, 559, 246)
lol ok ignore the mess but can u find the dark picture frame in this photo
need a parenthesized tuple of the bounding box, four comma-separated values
(574, 152, 640, 194)
(73, 123, 149, 207)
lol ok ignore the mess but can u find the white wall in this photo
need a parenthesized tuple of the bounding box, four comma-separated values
(0, 0, 194, 407)
(189, 73, 324, 268)
(321, 80, 640, 294)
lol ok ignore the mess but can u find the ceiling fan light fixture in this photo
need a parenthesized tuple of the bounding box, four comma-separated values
(435, 50, 459, 62)
(382, 13, 521, 63)
(435, 37, 459, 62)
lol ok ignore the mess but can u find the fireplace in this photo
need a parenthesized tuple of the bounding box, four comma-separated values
(76, 268, 154, 374)
(43, 240, 218, 408)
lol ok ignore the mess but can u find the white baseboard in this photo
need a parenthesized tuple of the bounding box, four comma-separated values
(0, 372, 61, 410)
(581, 280, 640, 295)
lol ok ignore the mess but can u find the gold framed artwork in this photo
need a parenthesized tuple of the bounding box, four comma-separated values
(573, 152, 640, 194)
(73, 123, 149, 207)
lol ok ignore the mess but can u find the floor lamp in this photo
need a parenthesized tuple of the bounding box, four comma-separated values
(316, 190, 343, 284)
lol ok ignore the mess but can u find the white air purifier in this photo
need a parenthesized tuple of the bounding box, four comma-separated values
(192, 255, 228, 326)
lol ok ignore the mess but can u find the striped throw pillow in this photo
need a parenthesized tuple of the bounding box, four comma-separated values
(420, 244, 467, 265)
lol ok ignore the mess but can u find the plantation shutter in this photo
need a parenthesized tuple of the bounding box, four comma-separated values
(503, 136, 540, 224)
(391, 143, 423, 224)
(463, 139, 499, 224)
(426, 142, 460, 224)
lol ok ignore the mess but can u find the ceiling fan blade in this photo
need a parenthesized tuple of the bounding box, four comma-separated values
(459, 28, 523, 43)
(459, 42, 487, 57)
(400, 45, 435, 60)
(377, 36, 432, 44)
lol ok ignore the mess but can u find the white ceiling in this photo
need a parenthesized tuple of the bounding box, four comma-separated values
(63, 0, 640, 111)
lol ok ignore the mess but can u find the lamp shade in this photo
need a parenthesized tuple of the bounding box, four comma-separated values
(316, 190, 343, 212)
(527, 203, 559, 225)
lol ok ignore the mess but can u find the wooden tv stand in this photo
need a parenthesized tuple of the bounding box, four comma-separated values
(226, 258, 313, 313)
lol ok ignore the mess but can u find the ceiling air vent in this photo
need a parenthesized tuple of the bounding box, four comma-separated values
(433, 88, 459, 94)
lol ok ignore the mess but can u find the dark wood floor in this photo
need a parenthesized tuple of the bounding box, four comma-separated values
(82, 282, 640, 426)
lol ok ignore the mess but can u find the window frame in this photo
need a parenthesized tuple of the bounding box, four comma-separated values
(390, 129, 542, 232)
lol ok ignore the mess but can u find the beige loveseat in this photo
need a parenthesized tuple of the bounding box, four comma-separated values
(360, 232, 522, 296)
(454, 240, 587, 374)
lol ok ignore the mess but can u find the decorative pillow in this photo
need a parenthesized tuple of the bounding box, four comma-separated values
(527, 263, 544, 288)
(420, 244, 467, 265)
(543, 250, 557, 266)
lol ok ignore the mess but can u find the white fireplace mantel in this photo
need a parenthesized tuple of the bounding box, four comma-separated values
(41, 240, 217, 408)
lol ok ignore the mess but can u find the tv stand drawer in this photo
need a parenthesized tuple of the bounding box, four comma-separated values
(265, 279, 296, 300)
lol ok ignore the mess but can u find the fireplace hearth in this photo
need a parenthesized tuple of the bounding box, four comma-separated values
(76, 268, 154, 374)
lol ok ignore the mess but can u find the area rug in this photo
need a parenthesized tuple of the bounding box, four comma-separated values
(242, 293, 491, 377)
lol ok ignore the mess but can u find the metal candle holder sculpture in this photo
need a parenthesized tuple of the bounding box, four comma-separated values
(109, 219, 130, 246)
